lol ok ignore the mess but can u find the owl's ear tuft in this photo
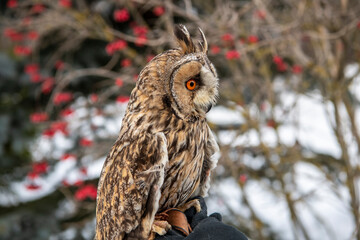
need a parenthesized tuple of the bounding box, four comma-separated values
(174, 24, 196, 54)
(198, 28, 208, 54)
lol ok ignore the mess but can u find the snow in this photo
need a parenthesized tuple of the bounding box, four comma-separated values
(245, 180, 293, 239)
(294, 163, 354, 240)
(87, 157, 106, 179)
(5, 160, 76, 204)
(295, 94, 341, 158)
(207, 105, 244, 126)
(346, 64, 360, 102)
(212, 92, 343, 158)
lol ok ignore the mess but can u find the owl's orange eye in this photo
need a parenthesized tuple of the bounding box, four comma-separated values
(186, 79, 197, 90)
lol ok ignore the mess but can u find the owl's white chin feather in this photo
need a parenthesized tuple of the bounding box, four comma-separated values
(194, 66, 219, 114)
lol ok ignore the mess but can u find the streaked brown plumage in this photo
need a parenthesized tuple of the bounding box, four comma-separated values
(95, 25, 219, 240)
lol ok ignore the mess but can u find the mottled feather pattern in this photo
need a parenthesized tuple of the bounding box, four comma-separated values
(95, 25, 219, 240)
(96, 133, 168, 239)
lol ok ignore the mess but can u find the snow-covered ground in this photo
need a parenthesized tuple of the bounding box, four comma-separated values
(2, 65, 360, 239)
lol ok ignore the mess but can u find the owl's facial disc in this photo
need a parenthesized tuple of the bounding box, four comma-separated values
(192, 66, 218, 114)
(170, 60, 218, 118)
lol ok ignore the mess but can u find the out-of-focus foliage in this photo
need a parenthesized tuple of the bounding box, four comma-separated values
(0, 0, 360, 239)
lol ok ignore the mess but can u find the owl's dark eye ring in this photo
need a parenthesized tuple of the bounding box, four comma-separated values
(186, 79, 197, 90)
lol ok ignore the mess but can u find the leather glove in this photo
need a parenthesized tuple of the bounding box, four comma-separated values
(155, 196, 248, 240)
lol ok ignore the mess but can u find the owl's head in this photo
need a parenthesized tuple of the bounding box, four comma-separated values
(133, 25, 219, 122)
(161, 25, 219, 121)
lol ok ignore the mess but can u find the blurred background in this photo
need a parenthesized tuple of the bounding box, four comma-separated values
(0, 0, 360, 239)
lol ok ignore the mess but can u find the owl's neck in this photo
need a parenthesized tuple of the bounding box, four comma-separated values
(117, 101, 206, 142)
(161, 95, 204, 123)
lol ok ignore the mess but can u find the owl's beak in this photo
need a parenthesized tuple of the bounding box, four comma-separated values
(206, 104, 212, 113)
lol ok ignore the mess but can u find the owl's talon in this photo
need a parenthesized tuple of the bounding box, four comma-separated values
(151, 220, 171, 236)
(177, 199, 201, 213)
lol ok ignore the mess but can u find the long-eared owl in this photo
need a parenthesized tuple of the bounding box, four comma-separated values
(95, 24, 219, 240)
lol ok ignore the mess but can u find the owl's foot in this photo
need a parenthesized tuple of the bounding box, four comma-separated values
(149, 219, 171, 239)
(154, 208, 192, 236)
(178, 198, 201, 213)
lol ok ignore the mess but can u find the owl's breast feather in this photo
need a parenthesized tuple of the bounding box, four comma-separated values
(158, 120, 210, 210)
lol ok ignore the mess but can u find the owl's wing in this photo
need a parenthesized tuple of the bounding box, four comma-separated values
(199, 126, 220, 196)
(95, 132, 168, 240)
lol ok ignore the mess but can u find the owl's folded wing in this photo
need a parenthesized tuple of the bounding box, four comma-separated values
(95, 132, 168, 240)
(199, 126, 220, 196)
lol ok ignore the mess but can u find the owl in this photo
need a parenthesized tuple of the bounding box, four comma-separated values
(95, 25, 219, 240)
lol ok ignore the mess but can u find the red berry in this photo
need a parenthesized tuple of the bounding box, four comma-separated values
(113, 9, 130, 22)
(26, 184, 41, 190)
(60, 108, 74, 117)
(116, 96, 130, 103)
(41, 77, 55, 94)
(62, 180, 70, 186)
(272, 55, 283, 65)
(27, 31, 39, 40)
(80, 167, 87, 176)
(115, 78, 124, 87)
(121, 59, 131, 67)
(4, 28, 23, 41)
(133, 26, 148, 36)
(255, 10, 266, 19)
(292, 65, 303, 74)
(32, 161, 48, 174)
(153, 6, 165, 16)
(106, 40, 127, 55)
(146, 55, 155, 62)
(7, 0, 17, 8)
(25, 63, 39, 74)
(135, 36, 147, 47)
(14, 46, 32, 56)
(30, 74, 42, 83)
(53, 92, 73, 105)
(31, 4, 45, 14)
(61, 153, 76, 161)
(276, 62, 287, 72)
(27, 171, 39, 180)
(210, 45, 220, 55)
(248, 35, 258, 44)
(80, 138, 93, 147)
(59, 0, 72, 8)
(74, 180, 84, 186)
(239, 174, 247, 184)
(55, 60, 65, 70)
(225, 50, 240, 60)
(222, 33, 234, 43)
(266, 119, 277, 128)
(50, 121, 68, 134)
(42, 128, 55, 137)
(30, 112, 48, 123)
(75, 184, 97, 201)
(90, 94, 98, 103)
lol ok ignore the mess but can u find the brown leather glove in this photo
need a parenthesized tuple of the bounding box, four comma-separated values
(155, 197, 248, 240)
